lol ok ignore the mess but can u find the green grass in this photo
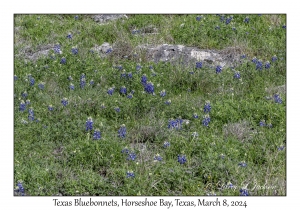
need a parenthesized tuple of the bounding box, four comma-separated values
(14, 14, 286, 196)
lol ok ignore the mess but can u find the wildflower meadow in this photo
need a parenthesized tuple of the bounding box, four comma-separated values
(14, 14, 286, 196)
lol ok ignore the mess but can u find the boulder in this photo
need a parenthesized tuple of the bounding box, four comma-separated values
(93, 14, 128, 23)
(138, 44, 243, 68)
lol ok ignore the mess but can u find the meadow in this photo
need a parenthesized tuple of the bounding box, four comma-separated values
(14, 14, 286, 196)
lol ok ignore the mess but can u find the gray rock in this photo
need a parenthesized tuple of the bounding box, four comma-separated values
(137, 44, 242, 68)
(93, 14, 128, 23)
(265, 85, 286, 95)
(91, 42, 113, 57)
(16, 44, 53, 62)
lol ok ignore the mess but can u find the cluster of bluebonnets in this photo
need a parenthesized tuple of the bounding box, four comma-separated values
(15, 15, 285, 196)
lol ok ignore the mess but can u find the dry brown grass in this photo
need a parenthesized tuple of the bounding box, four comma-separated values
(268, 15, 282, 26)
(223, 120, 255, 142)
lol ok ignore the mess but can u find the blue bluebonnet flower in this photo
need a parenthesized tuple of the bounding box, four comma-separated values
(22, 91, 28, 98)
(177, 155, 187, 164)
(202, 115, 211, 127)
(191, 132, 199, 137)
(234, 71, 241, 79)
(121, 147, 130, 154)
(67, 76, 73, 81)
(193, 113, 199, 119)
(127, 152, 136, 161)
(93, 129, 101, 140)
(278, 145, 285, 151)
(29, 76, 35, 86)
(80, 78, 86, 89)
(80, 73, 85, 80)
(160, 89, 166, 97)
(282, 25, 286, 29)
(132, 29, 141, 34)
(48, 104, 53, 111)
(204, 101, 211, 113)
(66, 33, 72, 39)
(154, 154, 163, 162)
(220, 153, 225, 159)
(241, 54, 246, 59)
(232, 27, 236, 31)
(85, 117, 93, 131)
(227, 182, 234, 189)
(14, 75, 18, 81)
(120, 86, 127, 94)
(144, 81, 155, 94)
(216, 65, 222, 74)
(165, 99, 171, 105)
(274, 93, 282, 104)
(89, 80, 94, 86)
(265, 61, 271, 69)
(272, 55, 277, 62)
(61, 98, 68, 106)
(189, 71, 194, 74)
(118, 124, 126, 138)
(120, 70, 127, 78)
(106, 48, 112, 54)
(131, 90, 135, 94)
(259, 120, 266, 127)
(196, 16, 202, 21)
(238, 161, 247, 167)
(136, 64, 142, 71)
(127, 93, 133, 99)
(168, 119, 183, 130)
(107, 87, 115, 95)
(19, 100, 26, 111)
(15, 182, 25, 196)
(149, 65, 153, 69)
(75, 15, 79, 20)
(21, 119, 28, 124)
(53, 44, 62, 54)
(100, 103, 106, 109)
(141, 74, 147, 86)
(252, 57, 258, 64)
(28, 107, 34, 121)
(219, 14, 225, 22)
(268, 123, 273, 128)
(71, 47, 78, 55)
(126, 171, 135, 178)
(195, 62, 202, 69)
(127, 72, 133, 79)
(114, 107, 120, 112)
(163, 141, 170, 148)
(244, 16, 250, 23)
(240, 189, 249, 196)
(60, 57, 66, 64)
(116, 65, 123, 70)
(69, 83, 75, 90)
(38, 82, 45, 90)
(215, 25, 220, 30)
(256, 60, 263, 70)
(225, 16, 233, 25)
